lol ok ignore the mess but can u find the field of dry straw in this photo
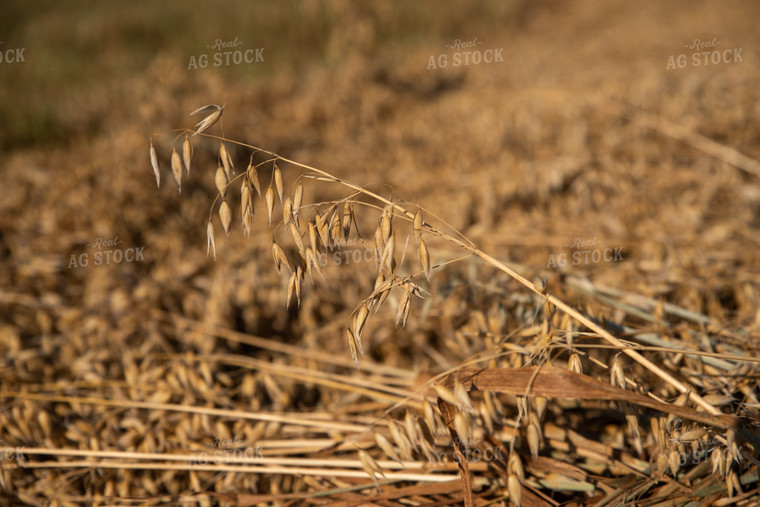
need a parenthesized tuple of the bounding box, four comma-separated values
(1, 1, 760, 505)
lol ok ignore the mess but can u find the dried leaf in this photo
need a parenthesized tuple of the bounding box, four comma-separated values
(444, 366, 757, 444)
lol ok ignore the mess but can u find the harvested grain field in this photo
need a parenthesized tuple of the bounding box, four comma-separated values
(1, 1, 760, 505)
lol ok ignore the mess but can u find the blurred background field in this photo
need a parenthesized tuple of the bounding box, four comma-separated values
(1, 1, 759, 505)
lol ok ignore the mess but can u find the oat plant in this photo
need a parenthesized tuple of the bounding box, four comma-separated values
(149, 106, 760, 506)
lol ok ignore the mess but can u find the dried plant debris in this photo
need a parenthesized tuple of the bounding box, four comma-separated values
(4, 7, 760, 503)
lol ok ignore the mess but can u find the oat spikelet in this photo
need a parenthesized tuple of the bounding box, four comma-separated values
(206, 221, 216, 260)
(315, 212, 329, 249)
(711, 447, 723, 475)
(286, 270, 302, 309)
(433, 384, 461, 408)
(396, 283, 412, 327)
(375, 433, 402, 463)
(357, 449, 385, 488)
(404, 412, 421, 452)
(354, 303, 370, 342)
(341, 201, 353, 241)
(372, 272, 391, 311)
(507, 473, 522, 507)
(242, 208, 253, 237)
(286, 272, 297, 309)
(509, 454, 525, 483)
(387, 419, 414, 461)
(678, 428, 707, 442)
(380, 234, 396, 274)
(272, 240, 291, 274)
(374, 227, 384, 264)
(294, 265, 303, 302)
(568, 353, 583, 374)
(326, 209, 339, 245)
(346, 327, 361, 366)
(246, 154, 261, 197)
(423, 400, 438, 435)
(293, 181, 303, 222)
(215, 166, 228, 197)
(182, 135, 192, 175)
(381, 206, 393, 244)
(274, 163, 284, 203)
(454, 412, 473, 447)
(610, 356, 626, 388)
(308, 219, 319, 252)
(533, 275, 547, 293)
(219, 201, 231, 236)
(190, 104, 224, 136)
(149, 138, 160, 187)
(220, 142, 234, 179)
(241, 183, 252, 217)
(453, 380, 474, 413)
(171, 147, 182, 193)
(265, 185, 275, 225)
(668, 450, 680, 476)
(527, 423, 541, 458)
(413, 209, 423, 242)
(418, 238, 431, 280)
(290, 222, 304, 254)
(282, 197, 293, 227)
(535, 396, 547, 420)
